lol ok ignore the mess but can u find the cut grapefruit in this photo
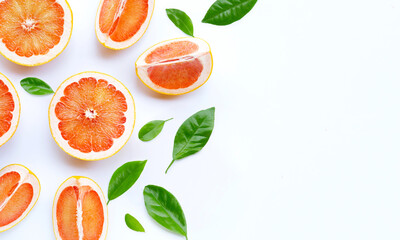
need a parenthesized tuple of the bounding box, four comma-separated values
(0, 0, 73, 66)
(95, 0, 155, 50)
(0, 72, 20, 147)
(49, 72, 135, 161)
(53, 176, 108, 240)
(136, 37, 213, 95)
(0, 164, 40, 233)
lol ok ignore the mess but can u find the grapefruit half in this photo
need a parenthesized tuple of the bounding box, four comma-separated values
(136, 37, 213, 95)
(0, 164, 40, 233)
(53, 176, 108, 240)
(0, 0, 73, 66)
(49, 72, 135, 161)
(95, 0, 155, 50)
(0, 72, 20, 148)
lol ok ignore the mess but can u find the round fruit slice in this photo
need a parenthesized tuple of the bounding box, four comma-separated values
(0, 0, 73, 66)
(136, 37, 213, 95)
(0, 72, 20, 147)
(0, 164, 40, 233)
(53, 176, 108, 240)
(95, 0, 155, 50)
(49, 72, 135, 161)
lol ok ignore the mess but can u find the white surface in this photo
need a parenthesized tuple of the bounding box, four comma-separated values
(1, 0, 400, 239)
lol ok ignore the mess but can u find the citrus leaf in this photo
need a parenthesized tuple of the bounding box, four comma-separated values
(166, 8, 194, 37)
(125, 213, 145, 232)
(138, 118, 173, 142)
(20, 77, 54, 95)
(108, 160, 147, 204)
(144, 185, 188, 239)
(202, 0, 258, 26)
(166, 107, 215, 173)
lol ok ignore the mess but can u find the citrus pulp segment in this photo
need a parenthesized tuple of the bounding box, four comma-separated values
(49, 72, 135, 161)
(136, 37, 213, 95)
(0, 0, 73, 66)
(53, 176, 108, 240)
(96, 0, 155, 50)
(0, 72, 20, 148)
(0, 164, 40, 233)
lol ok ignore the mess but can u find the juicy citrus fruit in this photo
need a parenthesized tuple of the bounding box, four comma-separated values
(0, 72, 20, 147)
(53, 176, 108, 240)
(95, 0, 155, 50)
(49, 72, 135, 161)
(0, 0, 73, 66)
(136, 37, 213, 95)
(0, 164, 40, 233)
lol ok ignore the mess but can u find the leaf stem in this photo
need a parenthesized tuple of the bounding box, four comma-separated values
(165, 118, 173, 122)
(165, 159, 176, 174)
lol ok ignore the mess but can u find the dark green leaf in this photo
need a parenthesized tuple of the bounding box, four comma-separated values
(202, 0, 258, 26)
(108, 160, 147, 204)
(166, 8, 194, 37)
(144, 185, 187, 239)
(125, 213, 145, 232)
(138, 118, 173, 142)
(166, 107, 215, 173)
(20, 77, 54, 95)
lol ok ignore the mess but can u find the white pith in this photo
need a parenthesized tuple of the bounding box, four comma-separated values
(52, 177, 108, 240)
(0, 72, 20, 147)
(95, 0, 155, 50)
(49, 71, 135, 161)
(0, 0, 73, 66)
(136, 37, 213, 95)
(0, 164, 40, 233)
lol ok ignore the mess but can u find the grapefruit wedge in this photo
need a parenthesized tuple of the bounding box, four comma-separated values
(53, 176, 108, 240)
(0, 164, 40, 233)
(49, 72, 135, 161)
(0, 72, 20, 147)
(0, 0, 73, 66)
(136, 37, 213, 95)
(95, 0, 155, 50)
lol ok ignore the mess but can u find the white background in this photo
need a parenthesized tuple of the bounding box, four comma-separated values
(1, 0, 400, 239)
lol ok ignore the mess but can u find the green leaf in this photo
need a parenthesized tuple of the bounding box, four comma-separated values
(108, 160, 147, 204)
(144, 185, 188, 239)
(20, 77, 54, 95)
(138, 118, 173, 142)
(125, 213, 145, 232)
(166, 107, 215, 173)
(166, 8, 194, 37)
(202, 0, 258, 26)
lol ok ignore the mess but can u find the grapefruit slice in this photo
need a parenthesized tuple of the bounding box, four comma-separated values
(0, 164, 40, 233)
(95, 0, 155, 50)
(0, 0, 73, 66)
(53, 176, 108, 240)
(0, 72, 20, 147)
(49, 72, 135, 161)
(136, 37, 213, 95)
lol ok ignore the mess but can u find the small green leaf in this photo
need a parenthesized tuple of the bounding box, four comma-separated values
(166, 8, 194, 37)
(108, 160, 147, 204)
(138, 118, 173, 142)
(20, 77, 54, 95)
(202, 0, 258, 26)
(125, 213, 145, 232)
(144, 185, 188, 239)
(166, 107, 215, 173)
